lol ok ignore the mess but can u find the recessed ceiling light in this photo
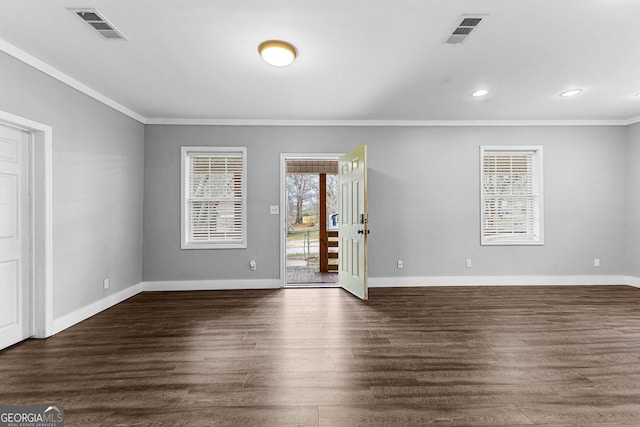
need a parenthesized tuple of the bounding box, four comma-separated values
(559, 89, 582, 97)
(258, 40, 297, 67)
(635, 92, 640, 97)
(471, 89, 489, 97)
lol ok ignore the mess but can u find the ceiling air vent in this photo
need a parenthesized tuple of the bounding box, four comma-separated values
(445, 15, 487, 44)
(69, 8, 127, 40)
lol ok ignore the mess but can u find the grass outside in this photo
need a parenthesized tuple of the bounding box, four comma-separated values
(286, 224, 338, 268)
(287, 224, 320, 267)
(287, 227, 319, 242)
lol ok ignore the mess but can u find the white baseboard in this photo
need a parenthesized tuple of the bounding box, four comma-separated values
(368, 275, 630, 287)
(624, 276, 640, 288)
(142, 276, 636, 290)
(47, 275, 640, 337)
(48, 279, 281, 336)
(142, 279, 283, 291)
(51, 282, 143, 335)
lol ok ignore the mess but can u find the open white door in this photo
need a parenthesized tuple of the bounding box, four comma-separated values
(338, 145, 368, 300)
(0, 124, 30, 349)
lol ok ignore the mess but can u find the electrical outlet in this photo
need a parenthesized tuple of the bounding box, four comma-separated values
(466, 259, 472, 268)
(250, 260, 257, 271)
(397, 260, 403, 269)
(103, 278, 109, 290)
(594, 258, 600, 267)
(269, 205, 279, 215)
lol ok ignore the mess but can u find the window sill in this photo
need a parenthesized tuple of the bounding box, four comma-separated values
(181, 242, 247, 250)
(481, 239, 544, 246)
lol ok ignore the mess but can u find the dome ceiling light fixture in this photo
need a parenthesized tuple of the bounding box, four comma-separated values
(258, 40, 297, 67)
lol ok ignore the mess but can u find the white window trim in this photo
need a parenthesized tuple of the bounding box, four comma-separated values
(181, 146, 247, 249)
(480, 145, 544, 246)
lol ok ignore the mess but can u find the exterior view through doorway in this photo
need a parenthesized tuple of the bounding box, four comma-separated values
(280, 146, 368, 301)
(283, 156, 340, 286)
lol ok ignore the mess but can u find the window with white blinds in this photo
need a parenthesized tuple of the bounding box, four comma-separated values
(480, 146, 544, 245)
(181, 147, 247, 249)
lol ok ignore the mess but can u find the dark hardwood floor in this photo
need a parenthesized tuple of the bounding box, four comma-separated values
(2, 285, 640, 426)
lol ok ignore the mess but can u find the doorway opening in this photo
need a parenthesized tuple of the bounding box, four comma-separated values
(280, 155, 341, 286)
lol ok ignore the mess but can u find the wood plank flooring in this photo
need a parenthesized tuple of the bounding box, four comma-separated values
(2, 285, 640, 426)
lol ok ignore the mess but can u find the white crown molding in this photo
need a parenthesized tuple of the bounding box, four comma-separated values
(0, 38, 146, 124)
(2, 36, 638, 128)
(623, 115, 640, 126)
(144, 118, 630, 127)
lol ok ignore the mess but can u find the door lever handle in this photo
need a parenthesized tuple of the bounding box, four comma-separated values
(357, 229, 370, 235)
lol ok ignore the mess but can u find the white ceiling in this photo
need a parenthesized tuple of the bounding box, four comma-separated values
(1, 0, 639, 123)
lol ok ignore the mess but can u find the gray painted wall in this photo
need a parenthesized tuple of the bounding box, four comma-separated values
(144, 124, 627, 281)
(626, 123, 640, 277)
(0, 47, 633, 317)
(0, 52, 145, 318)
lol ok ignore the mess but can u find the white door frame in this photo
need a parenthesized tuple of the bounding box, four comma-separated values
(0, 109, 53, 338)
(279, 153, 343, 287)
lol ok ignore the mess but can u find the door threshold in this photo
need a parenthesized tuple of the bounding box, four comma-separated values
(285, 283, 340, 288)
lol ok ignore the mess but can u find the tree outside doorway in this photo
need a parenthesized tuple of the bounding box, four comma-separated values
(286, 173, 338, 281)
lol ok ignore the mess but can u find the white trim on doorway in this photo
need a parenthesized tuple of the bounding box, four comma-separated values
(279, 152, 344, 287)
(0, 110, 53, 339)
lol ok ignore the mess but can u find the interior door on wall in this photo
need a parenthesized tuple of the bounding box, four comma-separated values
(0, 124, 30, 349)
(338, 145, 368, 300)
